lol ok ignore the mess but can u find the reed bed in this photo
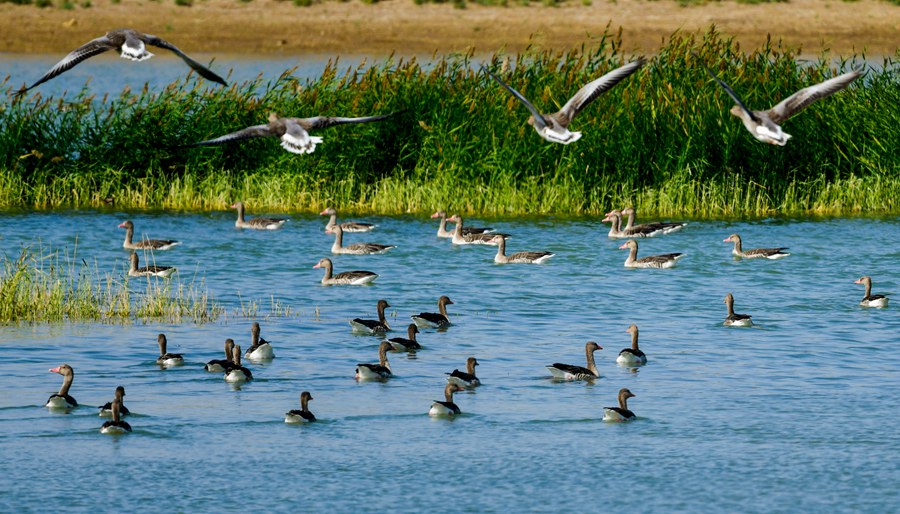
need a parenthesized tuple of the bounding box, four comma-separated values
(1, 28, 898, 217)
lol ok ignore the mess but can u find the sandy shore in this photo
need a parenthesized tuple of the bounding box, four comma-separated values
(1, 0, 898, 57)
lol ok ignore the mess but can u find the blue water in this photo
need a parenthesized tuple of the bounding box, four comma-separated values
(0, 210, 898, 512)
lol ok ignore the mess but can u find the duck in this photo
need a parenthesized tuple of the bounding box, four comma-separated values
(231, 202, 287, 230)
(313, 258, 378, 285)
(205, 339, 235, 372)
(411, 296, 454, 328)
(696, 56, 862, 146)
(429, 383, 465, 417)
(620, 207, 686, 236)
(431, 210, 492, 238)
(387, 324, 422, 352)
(46, 364, 78, 409)
(603, 388, 637, 422)
(100, 398, 133, 435)
(723, 293, 753, 327)
(245, 322, 275, 360)
(328, 224, 395, 255)
(98, 386, 130, 418)
(616, 324, 648, 366)
(349, 299, 392, 335)
(491, 234, 554, 264)
(321, 207, 375, 233)
(119, 220, 181, 251)
(224, 345, 253, 383)
(447, 215, 508, 245)
(619, 239, 685, 269)
(547, 342, 602, 381)
(128, 252, 176, 278)
(724, 234, 790, 259)
(446, 357, 480, 388)
(483, 59, 645, 144)
(855, 276, 889, 308)
(16, 28, 227, 95)
(156, 334, 184, 367)
(355, 341, 393, 380)
(284, 391, 317, 423)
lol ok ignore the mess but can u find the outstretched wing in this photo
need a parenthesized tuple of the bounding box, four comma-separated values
(483, 67, 549, 131)
(295, 113, 398, 131)
(765, 70, 862, 124)
(142, 34, 228, 86)
(180, 124, 273, 148)
(555, 58, 645, 127)
(18, 36, 116, 94)
(695, 56, 760, 124)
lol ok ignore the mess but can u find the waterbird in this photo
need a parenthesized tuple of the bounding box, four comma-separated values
(355, 341, 393, 380)
(616, 324, 648, 366)
(723, 293, 753, 327)
(619, 207, 686, 237)
(245, 322, 275, 360)
(723, 234, 790, 259)
(205, 339, 235, 372)
(119, 220, 181, 251)
(313, 258, 378, 286)
(447, 215, 508, 245)
(46, 364, 78, 409)
(224, 345, 253, 383)
(321, 207, 375, 233)
(349, 299, 392, 335)
(100, 398, 132, 434)
(491, 234, 554, 264)
(431, 210, 492, 238)
(429, 383, 465, 417)
(618, 239, 685, 268)
(231, 202, 287, 230)
(128, 252, 176, 278)
(446, 357, 480, 388)
(603, 388, 637, 422)
(98, 386, 130, 418)
(547, 341, 602, 381)
(156, 334, 184, 367)
(387, 324, 422, 352)
(285, 392, 316, 423)
(328, 224, 395, 255)
(854, 276, 889, 308)
(411, 295, 454, 328)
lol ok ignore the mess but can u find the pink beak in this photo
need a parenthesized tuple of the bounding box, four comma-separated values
(49, 366, 60, 373)
(722, 237, 731, 242)
(312, 264, 321, 269)
(618, 242, 629, 249)
(319, 209, 329, 215)
(230, 203, 237, 209)
(601, 216, 611, 222)
(117, 222, 126, 228)
(430, 212, 441, 218)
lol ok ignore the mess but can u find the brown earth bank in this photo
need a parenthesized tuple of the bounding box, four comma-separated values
(1, 0, 898, 57)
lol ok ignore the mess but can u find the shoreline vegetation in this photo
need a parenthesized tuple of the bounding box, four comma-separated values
(1, 29, 898, 217)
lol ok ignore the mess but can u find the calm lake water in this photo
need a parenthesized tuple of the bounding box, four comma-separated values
(0, 210, 898, 512)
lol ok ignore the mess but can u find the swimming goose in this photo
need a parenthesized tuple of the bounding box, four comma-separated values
(724, 234, 790, 259)
(387, 324, 422, 352)
(321, 207, 375, 233)
(355, 341, 393, 380)
(119, 220, 181, 250)
(17, 28, 227, 95)
(98, 386, 130, 418)
(447, 215, 508, 245)
(182, 111, 398, 155)
(100, 398, 133, 435)
(156, 334, 184, 367)
(446, 357, 480, 388)
(46, 364, 78, 409)
(313, 258, 378, 285)
(484, 59, 645, 144)
(616, 324, 648, 366)
(491, 235, 554, 264)
(411, 296, 454, 328)
(697, 57, 862, 146)
(231, 202, 287, 230)
(224, 345, 253, 383)
(723, 293, 753, 327)
(328, 224, 395, 255)
(285, 391, 316, 423)
(855, 276, 889, 308)
(245, 322, 275, 360)
(601, 210, 626, 238)
(620, 207, 686, 236)
(431, 210, 492, 238)
(429, 383, 465, 417)
(128, 252, 176, 278)
(603, 388, 637, 422)
(547, 342, 602, 381)
(619, 239, 685, 268)
(350, 299, 392, 335)
(205, 339, 235, 372)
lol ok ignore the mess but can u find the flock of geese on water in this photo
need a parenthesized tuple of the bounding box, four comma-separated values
(45, 204, 890, 434)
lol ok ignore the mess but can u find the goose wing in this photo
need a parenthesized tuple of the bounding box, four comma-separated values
(142, 34, 228, 86)
(295, 113, 398, 130)
(743, 247, 789, 257)
(554, 58, 645, 127)
(765, 70, 862, 123)
(696, 58, 761, 124)
(182, 124, 274, 148)
(19, 36, 116, 94)
(484, 68, 550, 131)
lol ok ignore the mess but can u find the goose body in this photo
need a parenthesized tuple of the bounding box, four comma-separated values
(387, 324, 422, 352)
(245, 322, 275, 360)
(548, 342, 602, 381)
(46, 364, 78, 409)
(447, 215, 507, 245)
(128, 252, 176, 278)
(321, 207, 375, 233)
(100, 397, 132, 435)
(620, 207, 686, 237)
(619, 240, 684, 269)
(231, 202, 287, 230)
(724, 293, 753, 327)
(429, 383, 464, 417)
(491, 235, 554, 264)
(855, 276, 889, 308)
(224, 345, 253, 383)
(446, 357, 480, 388)
(313, 258, 378, 285)
(356, 342, 393, 380)
(724, 234, 790, 259)
(349, 299, 392, 335)
(328, 224, 395, 255)
(431, 210, 492, 238)
(616, 324, 647, 366)
(411, 295, 454, 328)
(155, 334, 184, 367)
(119, 220, 181, 251)
(285, 391, 317, 423)
(206, 339, 235, 372)
(603, 388, 637, 422)
(98, 386, 130, 418)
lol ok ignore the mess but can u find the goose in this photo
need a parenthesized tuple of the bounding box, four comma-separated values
(616, 324, 647, 366)
(431, 210, 492, 238)
(119, 220, 181, 250)
(547, 342, 602, 381)
(98, 386, 130, 418)
(603, 388, 637, 422)
(349, 299, 392, 335)
(156, 334, 184, 367)
(16, 28, 227, 95)
(313, 258, 378, 285)
(284, 391, 316, 423)
(231, 202, 287, 230)
(128, 252, 176, 278)
(724, 234, 790, 259)
(619, 239, 685, 268)
(321, 207, 375, 233)
(46, 364, 78, 409)
(224, 345, 253, 383)
(446, 215, 508, 245)
(245, 322, 275, 360)
(601, 210, 626, 238)
(328, 224, 395, 255)
(446, 357, 480, 388)
(355, 341, 393, 380)
(429, 383, 465, 417)
(484, 59, 645, 144)
(411, 296, 454, 328)
(205, 339, 235, 372)
(491, 234, 554, 264)
(620, 207, 686, 236)
(100, 398, 133, 435)
(696, 56, 862, 146)
(723, 293, 753, 327)
(855, 276, 889, 308)
(181, 111, 398, 155)
(387, 324, 422, 352)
